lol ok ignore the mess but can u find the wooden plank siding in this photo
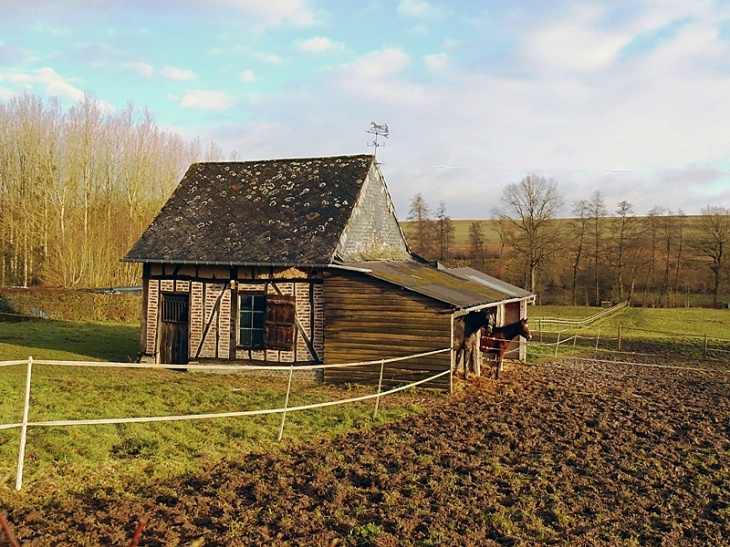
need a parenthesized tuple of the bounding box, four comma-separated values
(323, 271, 452, 390)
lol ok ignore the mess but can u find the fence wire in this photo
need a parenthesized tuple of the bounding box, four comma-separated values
(0, 348, 450, 490)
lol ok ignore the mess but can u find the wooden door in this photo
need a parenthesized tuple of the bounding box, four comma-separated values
(159, 293, 189, 364)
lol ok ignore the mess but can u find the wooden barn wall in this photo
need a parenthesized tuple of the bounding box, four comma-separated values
(503, 301, 524, 360)
(323, 271, 452, 390)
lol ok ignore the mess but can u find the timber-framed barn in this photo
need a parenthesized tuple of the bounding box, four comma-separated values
(124, 154, 533, 390)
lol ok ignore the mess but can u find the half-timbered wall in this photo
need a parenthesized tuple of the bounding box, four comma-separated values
(141, 263, 323, 364)
(323, 270, 452, 390)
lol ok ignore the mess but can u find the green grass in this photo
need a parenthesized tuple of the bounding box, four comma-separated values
(0, 319, 139, 361)
(526, 305, 730, 360)
(0, 319, 440, 502)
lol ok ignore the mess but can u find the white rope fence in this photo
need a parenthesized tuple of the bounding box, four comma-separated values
(1, 348, 450, 491)
(535, 301, 628, 332)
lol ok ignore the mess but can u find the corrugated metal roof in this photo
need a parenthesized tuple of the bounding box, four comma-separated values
(124, 155, 374, 265)
(449, 267, 533, 299)
(347, 261, 533, 309)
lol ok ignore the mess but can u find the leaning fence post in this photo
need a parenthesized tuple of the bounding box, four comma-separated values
(594, 328, 601, 356)
(16, 357, 33, 491)
(373, 359, 385, 419)
(278, 362, 295, 442)
(554, 332, 561, 358)
(703, 334, 708, 358)
(618, 325, 622, 351)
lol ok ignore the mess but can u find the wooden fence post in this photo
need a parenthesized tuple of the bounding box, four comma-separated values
(16, 357, 33, 491)
(594, 329, 601, 357)
(278, 362, 295, 442)
(618, 325, 622, 351)
(703, 334, 708, 358)
(555, 332, 560, 358)
(374, 359, 385, 419)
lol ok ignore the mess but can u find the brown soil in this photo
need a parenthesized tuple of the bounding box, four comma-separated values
(4, 356, 730, 546)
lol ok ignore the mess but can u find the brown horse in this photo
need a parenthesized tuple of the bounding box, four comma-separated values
(479, 318, 532, 379)
(453, 309, 495, 379)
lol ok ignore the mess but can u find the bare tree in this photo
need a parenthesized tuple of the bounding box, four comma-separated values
(588, 191, 607, 305)
(435, 202, 455, 264)
(408, 193, 434, 259)
(468, 221, 486, 271)
(494, 175, 564, 294)
(569, 199, 590, 305)
(694, 205, 730, 306)
(611, 201, 638, 301)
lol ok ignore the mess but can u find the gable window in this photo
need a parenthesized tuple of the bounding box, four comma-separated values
(238, 292, 296, 351)
(239, 294, 266, 349)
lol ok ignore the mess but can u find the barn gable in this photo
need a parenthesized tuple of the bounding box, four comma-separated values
(334, 163, 410, 262)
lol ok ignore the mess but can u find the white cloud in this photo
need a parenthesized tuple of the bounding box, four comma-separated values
(239, 70, 256, 82)
(345, 48, 411, 79)
(297, 36, 342, 53)
(161, 65, 195, 81)
(397, 0, 442, 20)
(205, 0, 317, 26)
(252, 52, 282, 64)
(424, 53, 448, 73)
(124, 61, 154, 78)
(0, 86, 15, 101)
(5, 67, 85, 102)
(179, 89, 236, 110)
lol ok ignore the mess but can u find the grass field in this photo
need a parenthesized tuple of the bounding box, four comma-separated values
(526, 304, 730, 362)
(2, 306, 728, 505)
(0, 319, 441, 503)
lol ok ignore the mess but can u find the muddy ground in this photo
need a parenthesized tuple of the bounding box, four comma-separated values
(3, 356, 730, 546)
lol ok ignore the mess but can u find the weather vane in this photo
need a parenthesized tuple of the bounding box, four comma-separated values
(366, 122, 389, 158)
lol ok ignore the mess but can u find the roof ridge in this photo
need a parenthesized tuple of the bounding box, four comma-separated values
(194, 153, 375, 165)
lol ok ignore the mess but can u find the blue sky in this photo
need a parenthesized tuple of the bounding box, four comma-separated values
(2, 0, 730, 218)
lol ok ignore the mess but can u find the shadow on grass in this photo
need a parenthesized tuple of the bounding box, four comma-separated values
(0, 319, 140, 362)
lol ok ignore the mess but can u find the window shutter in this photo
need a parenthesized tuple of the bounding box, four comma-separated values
(265, 295, 295, 351)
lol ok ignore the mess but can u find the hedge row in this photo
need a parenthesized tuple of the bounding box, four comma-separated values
(0, 288, 141, 322)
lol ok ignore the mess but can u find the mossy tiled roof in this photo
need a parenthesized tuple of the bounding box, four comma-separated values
(124, 155, 375, 265)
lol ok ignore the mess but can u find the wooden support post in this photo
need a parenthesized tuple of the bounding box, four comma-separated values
(16, 357, 33, 491)
(703, 334, 708, 358)
(594, 328, 601, 357)
(571, 334, 577, 355)
(554, 333, 560, 358)
(539, 319, 543, 343)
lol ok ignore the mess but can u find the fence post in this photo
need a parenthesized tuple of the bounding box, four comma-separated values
(594, 328, 601, 356)
(554, 332, 560, 358)
(618, 325, 622, 351)
(278, 362, 295, 442)
(571, 334, 577, 355)
(16, 357, 33, 491)
(539, 319, 543, 343)
(703, 334, 708, 358)
(373, 359, 385, 419)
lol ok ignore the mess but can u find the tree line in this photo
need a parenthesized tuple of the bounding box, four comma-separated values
(0, 92, 224, 288)
(3, 92, 728, 305)
(407, 177, 730, 308)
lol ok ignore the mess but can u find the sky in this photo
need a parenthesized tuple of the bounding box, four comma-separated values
(1, 0, 730, 219)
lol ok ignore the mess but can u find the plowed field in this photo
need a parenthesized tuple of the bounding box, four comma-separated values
(4, 357, 730, 546)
